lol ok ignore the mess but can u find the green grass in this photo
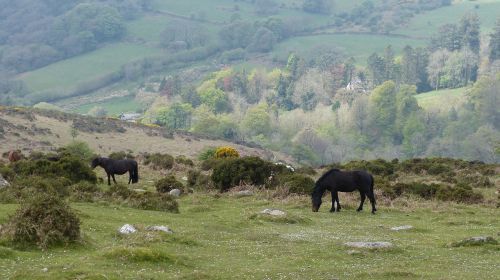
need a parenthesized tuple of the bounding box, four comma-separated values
(0, 191, 498, 279)
(73, 95, 143, 116)
(396, 0, 500, 37)
(415, 87, 468, 110)
(18, 43, 164, 92)
(271, 33, 426, 65)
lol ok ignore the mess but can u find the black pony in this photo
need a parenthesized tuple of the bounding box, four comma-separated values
(91, 157, 139, 185)
(311, 169, 376, 214)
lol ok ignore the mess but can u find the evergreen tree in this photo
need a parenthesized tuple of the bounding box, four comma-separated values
(459, 13, 480, 54)
(489, 18, 500, 62)
(367, 53, 385, 86)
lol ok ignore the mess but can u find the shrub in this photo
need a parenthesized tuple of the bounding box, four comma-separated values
(175, 155, 194, 166)
(200, 158, 220, 171)
(10, 155, 97, 184)
(106, 183, 132, 199)
(341, 159, 395, 177)
(211, 156, 274, 191)
(13, 176, 72, 198)
(104, 246, 176, 263)
(427, 164, 451, 175)
(1, 194, 80, 249)
(294, 166, 317, 175)
(0, 166, 16, 181)
(58, 141, 95, 162)
(155, 175, 184, 193)
(436, 185, 483, 204)
(143, 153, 174, 170)
(187, 170, 212, 189)
(109, 151, 134, 160)
(279, 174, 315, 195)
(214, 146, 239, 159)
(69, 181, 101, 202)
(198, 147, 217, 160)
(127, 192, 179, 213)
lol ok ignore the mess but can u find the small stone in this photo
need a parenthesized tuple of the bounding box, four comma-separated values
(235, 190, 253, 197)
(118, 224, 137, 234)
(451, 236, 498, 247)
(261, 209, 286, 216)
(0, 175, 10, 189)
(345, 242, 393, 249)
(169, 189, 182, 197)
(146, 225, 173, 234)
(391, 225, 413, 231)
(182, 176, 188, 181)
(41, 268, 48, 272)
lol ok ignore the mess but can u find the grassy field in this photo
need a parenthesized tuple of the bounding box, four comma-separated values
(415, 87, 468, 111)
(0, 187, 498, 279)
(73, 95, 143, 116)
(18, 43, 164, 92)
(271, 33, 426, 65)
(396, 0, 500, 37)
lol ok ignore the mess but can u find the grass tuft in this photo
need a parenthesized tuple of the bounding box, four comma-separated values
(103, 246, 179, 263)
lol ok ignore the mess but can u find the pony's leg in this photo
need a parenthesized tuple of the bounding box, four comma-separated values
(357, 191, 366, 212)
(366, 192, 377, 214)
(335, 192, 341, 212)
(107, 173, 111, 186)
(128, 171, 132, 184)
(330, 192, 336, 212)
(112, 174, 117, 184)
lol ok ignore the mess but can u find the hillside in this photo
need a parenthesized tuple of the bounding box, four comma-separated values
(0, 106, 293, 163)
(3, 0, 497, 111)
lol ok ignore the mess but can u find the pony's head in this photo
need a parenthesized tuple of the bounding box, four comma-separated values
(311, 181, 324, 212)
(91, 157, 101, 169)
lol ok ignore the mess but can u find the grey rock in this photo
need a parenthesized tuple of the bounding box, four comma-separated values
(345, 242, 393, 249)
(118, 224, 137, 234)
(169, 189, 182, 197)
(146, 225, 173, 234)
(391, 225, 413, 231)
(0, 174, 10, 189)
(235, 190, 253, 197)
(261, 209, 286, 216)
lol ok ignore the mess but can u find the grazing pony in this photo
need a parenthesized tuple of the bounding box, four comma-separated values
(8, 150, 23, 163)
(91, 157, 139, 185)
(311, 168, 376, 214)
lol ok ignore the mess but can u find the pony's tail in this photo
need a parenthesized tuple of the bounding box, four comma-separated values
(132, 163, 139, 183)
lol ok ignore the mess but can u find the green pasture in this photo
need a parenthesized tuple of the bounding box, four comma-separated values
(396, 0, 500, 37)
(18, 43, 164, 92)
(415, 87, 468, 110)
(73, 95, 143, 116)
(0, 191, 498, 279)
(271, 33, 426, 64)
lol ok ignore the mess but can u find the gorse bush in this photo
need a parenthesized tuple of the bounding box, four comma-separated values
(109, 151, 135, 160)
(127, 192, 179, 213)
(143, 153, 174, 170)
(198, 147, 217, 160)
(155, 175, 184, 193)
(9, 154, 97, 184)
(279, 174, 315, 195)
(187, 169, 212, 189)
(175, 155, 194, 166)
(106, 183, 132, 199)
(214, 146, 239, 159)
(1, 193, 80, 249)
(69, 181, 101, 202)
(211, 156, 275, 191)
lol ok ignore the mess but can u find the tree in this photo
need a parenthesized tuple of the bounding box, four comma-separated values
(459, 13, 480, 55)
(489, 18, 500, 62)
(302, 0, 332, 14)
(247, 27, 277, 53)
(242, 103, 272, 137)
(368, 81, 398, 141)
(219, 21, 255, 49)
(160, 20, 208, 49)
(367, 53, 385, 86)
(427, 49, 450, 90)
(156, 103, 193, 130)
(401, 45, 417, 85)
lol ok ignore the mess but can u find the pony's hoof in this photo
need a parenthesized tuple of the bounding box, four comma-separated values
(329, 209, 335, 213)
(356, 209, 362, 212)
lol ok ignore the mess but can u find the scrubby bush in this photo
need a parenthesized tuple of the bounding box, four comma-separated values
(1, 194, 80, 249)
(10, 155, 97, 184)
(341, 159, 395, 177)
(279, 174, 315, 195)
(214, 146, 239, 159)
(69, 181, 101, 202)
(13, 176, 72, 197)
(211, 156, 274, 191)
(109, 151, 135, 160)
(155, 175, 184, 193)
(106, 183, 132, 199)
(127, 192, 179, 213)
(175, 155, 194, 166)
(187, 170, 213, 189)
(143, 153, 174, 170)
(436, 185, 484, 204)
(198, 147, 217, 160)
(58, 141, 95, 162)
(200, 158, 221, 171)
(427, 164, 451, 175)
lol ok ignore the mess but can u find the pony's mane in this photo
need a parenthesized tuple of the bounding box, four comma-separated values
(316, 168, 340, 183)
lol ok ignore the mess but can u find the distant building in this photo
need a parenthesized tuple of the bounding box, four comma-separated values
(119, 112, 142, 122)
